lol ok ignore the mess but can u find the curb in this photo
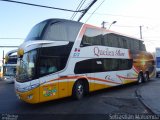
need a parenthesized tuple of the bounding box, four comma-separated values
(135, 84, 160, 118)
(135, 87, 155, 115)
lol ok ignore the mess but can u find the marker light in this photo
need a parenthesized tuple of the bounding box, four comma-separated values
(5, 55, 9, 63)
(17, 48, 24, 57)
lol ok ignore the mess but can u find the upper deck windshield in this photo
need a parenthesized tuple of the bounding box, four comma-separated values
(25, 21, 47, 40)
(25, 19, 82, 42)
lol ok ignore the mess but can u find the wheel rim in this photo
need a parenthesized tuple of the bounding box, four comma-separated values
(139, 76, 142, 83)
(77, 84, 83, 96)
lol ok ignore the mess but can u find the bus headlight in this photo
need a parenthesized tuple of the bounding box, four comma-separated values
(31, 84, 39, 89)
(27, 94, 33, 100)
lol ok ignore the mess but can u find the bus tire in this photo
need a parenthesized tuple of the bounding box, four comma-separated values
(144, 72, 149, 82)
(137, 73, 143, 84)
(72, 80, 85, 100)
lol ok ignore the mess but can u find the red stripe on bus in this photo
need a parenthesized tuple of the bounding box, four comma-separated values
(117, 75, 137, 80)
(43, 75, 122, 85)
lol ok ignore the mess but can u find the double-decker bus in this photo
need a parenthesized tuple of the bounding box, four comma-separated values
(15, 19, 155, 104)
(3, 49, 17, 83)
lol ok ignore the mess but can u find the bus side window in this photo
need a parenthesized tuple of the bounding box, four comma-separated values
(81, 35, 92, 47)
(39, 57, 58, 76)
(40, 66, 47, 75)
(48, 66, 57, 73)
(80, 28, 103, 47)
(39, 61, 48, 75)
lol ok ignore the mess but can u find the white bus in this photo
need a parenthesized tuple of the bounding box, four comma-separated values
(3, 49, 17, 83)
(15, 19, 155, 104)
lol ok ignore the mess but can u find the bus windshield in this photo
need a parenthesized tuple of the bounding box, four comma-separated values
(25, 19, 82, 42)
(25, 21, 47, 41)
(17, 50, 37, 82)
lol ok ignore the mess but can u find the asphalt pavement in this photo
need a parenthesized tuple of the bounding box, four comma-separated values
(1, 77, 160, 120)
(136, 78, 160, 116)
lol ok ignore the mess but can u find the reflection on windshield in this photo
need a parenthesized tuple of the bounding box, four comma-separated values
(25, 21, 47, 41)
(4, 66, 16, 76)
(17, 50, 37, 82)
(39, 57, 58, 76)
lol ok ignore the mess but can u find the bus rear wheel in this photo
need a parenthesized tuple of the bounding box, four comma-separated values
(72, 80, 84, 100)
(137, 73, 143, 84)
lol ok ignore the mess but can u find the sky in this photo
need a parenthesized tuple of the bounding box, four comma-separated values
(0, 0, 160, 63)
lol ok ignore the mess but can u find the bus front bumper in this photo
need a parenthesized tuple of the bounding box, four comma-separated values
(16, 87, 40, 104)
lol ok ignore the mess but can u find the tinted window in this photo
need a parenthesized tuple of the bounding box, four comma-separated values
(103, 33, 119, 47)
(7, 57, 17, 64)
(38, 42, 73, 77)
(74, 59, 94, 74)
(139, 42, 146, 51)
(43, 21, 82, 42)
(81, 28, 146, 51)
(104, 33, 146, 51)
(25, 20, 47, 41)
(74, 58, 133, 74)
(40, 42, 73, 56)
(103, 59, 132, 71)
(81, 28, 103, 47)
(25, 19, 82, 42)
(39, 56, 60, 76)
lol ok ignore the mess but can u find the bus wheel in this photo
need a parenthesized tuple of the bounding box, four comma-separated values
(72, 80, 84, 100)
(137, 73, 143, 84)
(144, 72, 149, 82)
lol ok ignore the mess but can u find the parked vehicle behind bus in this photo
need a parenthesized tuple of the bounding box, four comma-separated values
(15, 19, 155, 104)
(0, 66, 3, 80)
(3, 49, 17, 83)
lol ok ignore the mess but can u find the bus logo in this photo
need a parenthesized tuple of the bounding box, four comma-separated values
(73, 48, 80, 57)
(94, 47, 125, 57)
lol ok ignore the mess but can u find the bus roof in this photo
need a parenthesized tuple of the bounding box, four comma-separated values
(26, 18, 143, 43)
(48, 18, 143, 42)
